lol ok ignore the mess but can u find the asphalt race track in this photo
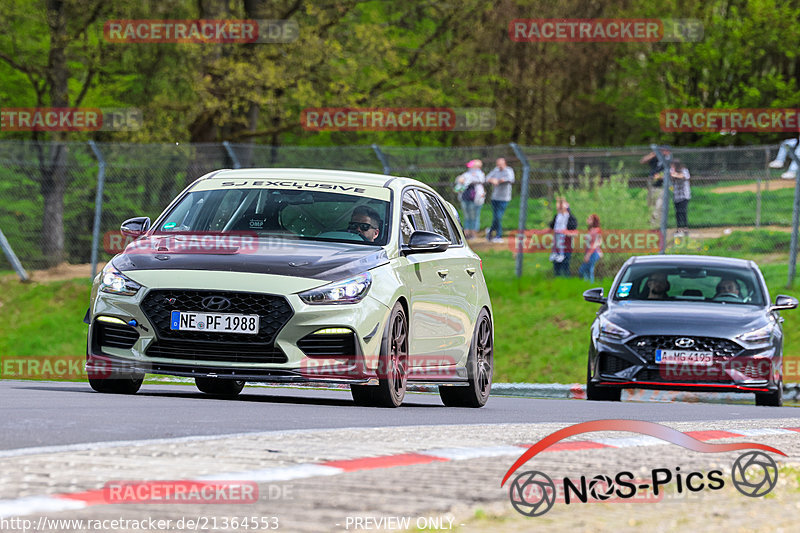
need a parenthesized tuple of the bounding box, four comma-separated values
(1, 380, 797, 450)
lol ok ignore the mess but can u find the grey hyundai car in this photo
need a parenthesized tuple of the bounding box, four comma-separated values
(583, 255, 797, 406)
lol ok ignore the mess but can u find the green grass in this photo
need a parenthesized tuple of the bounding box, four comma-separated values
(0, 276, 91, 361)
(2, 230, 800, 384)
(453, 179, 795, 234)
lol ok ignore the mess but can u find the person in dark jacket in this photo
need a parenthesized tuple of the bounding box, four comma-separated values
(549, 197, 577, 276)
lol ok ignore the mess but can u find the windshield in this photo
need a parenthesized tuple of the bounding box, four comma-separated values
(613, 264, 765, 305)
(155, 187, 391, 246)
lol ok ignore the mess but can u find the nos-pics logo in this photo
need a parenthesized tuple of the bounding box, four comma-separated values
(501, 420, 783, 517)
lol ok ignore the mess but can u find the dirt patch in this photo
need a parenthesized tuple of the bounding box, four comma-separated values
(711, 180, 796, 193)
(3, 262, 103, 283)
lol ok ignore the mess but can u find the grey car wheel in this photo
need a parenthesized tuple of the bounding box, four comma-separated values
(755, 379, 782, 407)
(89, 375, 144, 394)
(439, 308, 493, 407)
(195, 378, 245, 397)
(351, 302, 408, 408)
(585, 356, 621, 402)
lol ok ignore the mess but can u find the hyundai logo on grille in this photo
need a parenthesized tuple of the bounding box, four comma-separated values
(201, 296, 232, 311)
(675, 337, 695, 348)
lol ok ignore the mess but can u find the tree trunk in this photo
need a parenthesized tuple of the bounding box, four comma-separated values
(39, 0, 70, 267)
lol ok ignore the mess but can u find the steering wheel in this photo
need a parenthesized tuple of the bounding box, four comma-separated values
(715, 292, 740, 300)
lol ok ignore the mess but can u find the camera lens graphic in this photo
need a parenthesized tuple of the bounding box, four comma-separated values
(731, 451, 778, 498)
(509, 471, 556, 517)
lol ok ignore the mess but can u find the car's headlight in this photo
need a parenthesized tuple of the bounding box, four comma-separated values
(736, 324, 774, 347)
(598, 316, 631, 340)
(99, 264, 142, 296)
(299, 272, 372, 305)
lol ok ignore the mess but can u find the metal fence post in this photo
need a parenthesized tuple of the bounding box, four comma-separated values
(652, 144, 672, 253)
(510, 143, 530, 278)
(371, 144, 391, 175)
(223, 141, 241, 169)
(756, 147, 768, 228)
(88, 140, 106, 280)
(787, 149, 800, 288)
(0, 227, 29, 281)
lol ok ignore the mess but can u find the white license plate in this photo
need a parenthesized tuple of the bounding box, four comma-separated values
(655, 349, 713, 366)
(170, 311, 259, 334)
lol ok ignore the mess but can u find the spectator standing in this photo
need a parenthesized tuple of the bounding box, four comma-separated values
(454, 159, 486, 239)
(485, 158, 515, 243)
(670, 159, 691, 237)
(768, 136, 800, 179)
(578, 214, 602, 282)
(549, 197, 577, 276)
(640, 148, 670, 227)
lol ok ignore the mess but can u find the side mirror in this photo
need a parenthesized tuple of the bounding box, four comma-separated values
(771, 294, 798, 311)
(121, 216, 151, 237)
(583, 287, 605, 304)
(404, 231, 450, 254)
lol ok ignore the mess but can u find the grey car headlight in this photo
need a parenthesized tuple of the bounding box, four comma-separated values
(599, 316, 631, 340)
(299, 272, 372, 305)
(736, 323, 774, 348)
(99, 263, 142, 296)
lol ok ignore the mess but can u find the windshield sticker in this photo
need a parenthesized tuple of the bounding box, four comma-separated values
(162, 222, 177, 230)
(194, 178, 391, 201)
(617, 282, 632, 298)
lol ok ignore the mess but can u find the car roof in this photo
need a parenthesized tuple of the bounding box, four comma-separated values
(197, 168, 434, 192)
(630, 254, 756, 269)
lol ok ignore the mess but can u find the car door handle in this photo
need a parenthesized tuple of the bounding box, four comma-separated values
(465, 267, 476, 277)
(437, 269, 449, 278)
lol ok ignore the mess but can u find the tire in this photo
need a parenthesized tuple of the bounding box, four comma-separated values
(439, 309, 493, 407)
(585, 356, 621, 402)
(88, 375, 144, 394)
(195, 377, 245, 397)
(350, 384, 375, 406)
(370, 302, 409, 407)
(755, 380, 782, 407)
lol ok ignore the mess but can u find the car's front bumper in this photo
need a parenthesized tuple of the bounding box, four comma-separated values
(87, 280, 394, 384)
(589, 334, 781, 394)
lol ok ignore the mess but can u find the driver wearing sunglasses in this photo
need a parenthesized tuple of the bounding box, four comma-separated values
(347, 205, 382, 242)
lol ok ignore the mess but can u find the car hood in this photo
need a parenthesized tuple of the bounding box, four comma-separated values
(605, 301, 769, 336)
(112, 236, 390, 282)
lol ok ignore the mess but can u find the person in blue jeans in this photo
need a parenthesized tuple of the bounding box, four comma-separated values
(454, 159, 486, 239)
(579, 214, 602, 282)
(769, 136, 800, 179)
(486, 158, 515, 243)
(549, 198, 577, 276)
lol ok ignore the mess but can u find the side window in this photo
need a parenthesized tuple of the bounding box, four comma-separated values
(401, 191, 426, 245)
(418, 191, 458, 244)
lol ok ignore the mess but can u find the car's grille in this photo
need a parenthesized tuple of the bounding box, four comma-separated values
(93, 322, 139, 350)
(626, 336, 743, 362)
(140, 289, 294, 344)
(146, 339, 287, 364)
(600, 354, 634, 373)
(297, 332, 356, 358)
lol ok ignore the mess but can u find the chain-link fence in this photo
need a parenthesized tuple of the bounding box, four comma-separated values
(0, 140, 797, 282)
